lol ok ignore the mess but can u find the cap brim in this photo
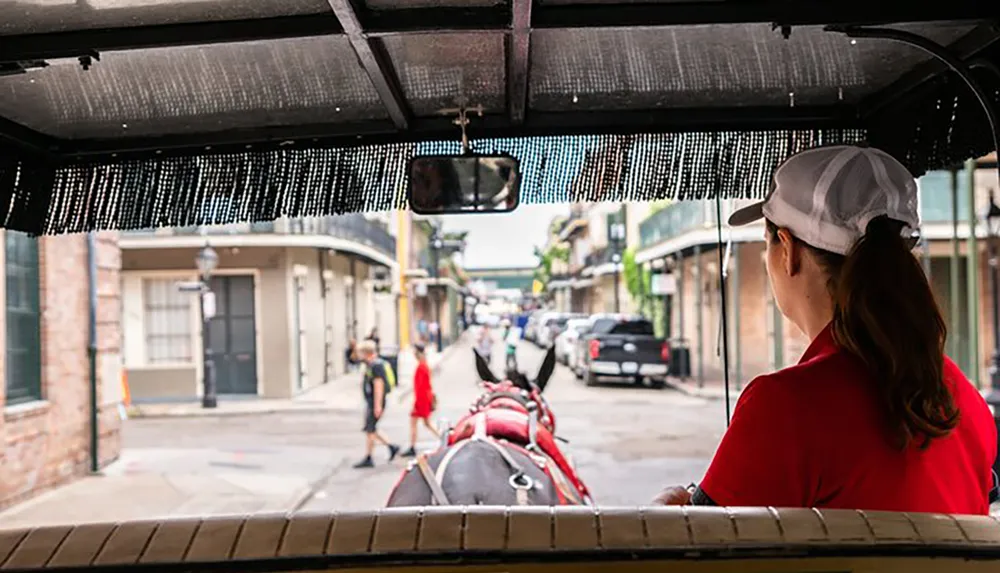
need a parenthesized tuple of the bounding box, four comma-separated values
(727, 202, 765, 226)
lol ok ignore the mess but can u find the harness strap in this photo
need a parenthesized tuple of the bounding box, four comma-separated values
(435, 439, 468, 484)
(416, 453, 451, 506)
(526, 404, 539, 452)
(544, 457, 584, 505)
(473, 436, 534, 505)
(477, 435, 527, 475)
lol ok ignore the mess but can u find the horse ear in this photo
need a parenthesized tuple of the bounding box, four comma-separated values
(475, 351, 499, 383)
(534, 346, 557, 393)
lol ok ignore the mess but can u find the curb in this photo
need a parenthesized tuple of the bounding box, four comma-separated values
(662, 378, 740, 401)
(128, 404, 359, 420)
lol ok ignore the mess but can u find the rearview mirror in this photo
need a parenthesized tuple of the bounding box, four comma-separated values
(408, 155, 521, 215)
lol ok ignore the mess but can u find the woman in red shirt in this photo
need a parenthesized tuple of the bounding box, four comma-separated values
(401, 344, 441, 458)
(656, 145, 997, 514)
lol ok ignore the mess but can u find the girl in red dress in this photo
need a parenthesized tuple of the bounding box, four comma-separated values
(402, 344, 440, 457)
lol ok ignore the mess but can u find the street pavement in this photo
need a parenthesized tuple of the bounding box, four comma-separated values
(0, 333, 729, 529)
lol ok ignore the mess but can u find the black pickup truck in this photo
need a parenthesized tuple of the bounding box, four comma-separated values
(575, 316, 669, 388)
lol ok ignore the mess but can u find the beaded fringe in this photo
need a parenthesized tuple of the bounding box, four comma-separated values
(1, 129, 865, 235)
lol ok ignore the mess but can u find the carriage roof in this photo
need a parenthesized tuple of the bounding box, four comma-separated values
(0, 1, 997, 232)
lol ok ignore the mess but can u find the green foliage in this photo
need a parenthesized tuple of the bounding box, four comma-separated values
(549, 216, 568, 236)
(532, 243, 571, 293)
(623, 246, 653, 315)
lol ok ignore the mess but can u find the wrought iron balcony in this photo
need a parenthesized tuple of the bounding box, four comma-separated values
(584, 245, 617, 269)
(638, 199, 758, 248)
(123, 214, 396, 257)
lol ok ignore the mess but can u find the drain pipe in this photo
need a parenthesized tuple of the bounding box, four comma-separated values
(86, 233, 99, 473)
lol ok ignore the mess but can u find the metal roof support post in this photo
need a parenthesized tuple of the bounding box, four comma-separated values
(677, 251, 685, 346)
(507, 0, 532, 124)
(694, 243, 703, 389)
(951, 168, 962, 364)
(326, 0, 410, 130)
(968, 159, 982, 388)
(731, 241, 742, 392)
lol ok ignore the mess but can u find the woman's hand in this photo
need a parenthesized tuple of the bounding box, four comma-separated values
(652, 485, 693, 506)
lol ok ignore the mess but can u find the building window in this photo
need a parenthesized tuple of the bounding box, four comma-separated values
(144, 279, 192, 364)
(5, 231, 42, 405)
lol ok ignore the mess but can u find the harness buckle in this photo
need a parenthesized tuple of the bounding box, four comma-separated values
(526, 402, 540, 452)
(509, 473, 534, 490)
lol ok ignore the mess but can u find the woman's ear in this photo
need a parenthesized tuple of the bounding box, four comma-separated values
(777, 228, 801, 276)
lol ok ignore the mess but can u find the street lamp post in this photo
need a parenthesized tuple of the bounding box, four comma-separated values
(984, 190, 1000, 476)
(610, 221, 626, 314)
(432, 235, 444, 352)
(196, 244, 219, 409)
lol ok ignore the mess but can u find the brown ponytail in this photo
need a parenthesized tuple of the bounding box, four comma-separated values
(767, 217, 958, 450)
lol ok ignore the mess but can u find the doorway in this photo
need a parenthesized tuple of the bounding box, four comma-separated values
(207, 275, 258, 395)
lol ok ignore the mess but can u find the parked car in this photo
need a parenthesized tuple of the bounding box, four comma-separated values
(536, 313, 580, 348)
(570, 313, 625, 378)
(576, 316, 669, 388)
(523, 310, 546, 343)
(527, 311, 559, 346)
(555, 318, 591, 365)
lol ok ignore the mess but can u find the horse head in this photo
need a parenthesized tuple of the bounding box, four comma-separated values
(475, 346, 556, 394)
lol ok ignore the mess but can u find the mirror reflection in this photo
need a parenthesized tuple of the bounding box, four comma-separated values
(409, 155, 521, 214)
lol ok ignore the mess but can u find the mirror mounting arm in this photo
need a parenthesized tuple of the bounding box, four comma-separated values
(451, 105, 485, 155)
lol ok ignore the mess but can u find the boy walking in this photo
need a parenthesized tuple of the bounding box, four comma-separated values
(353, 340, 401, 468)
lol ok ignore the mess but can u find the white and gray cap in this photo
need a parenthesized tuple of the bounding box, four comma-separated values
(728, 145, 920, 255)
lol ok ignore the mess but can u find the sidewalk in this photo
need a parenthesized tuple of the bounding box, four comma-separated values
(664, 377, 744, 401)
(128, 332, 468, 419)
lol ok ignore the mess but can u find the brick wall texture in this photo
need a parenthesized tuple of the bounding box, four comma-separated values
(0, 232, 122, 510)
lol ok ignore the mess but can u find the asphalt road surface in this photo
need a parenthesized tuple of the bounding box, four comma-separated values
(141, 339, 727, 511)
(0, 336, 729, 528)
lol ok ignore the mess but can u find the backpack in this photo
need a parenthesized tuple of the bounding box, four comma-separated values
(369, 359, 396, 393)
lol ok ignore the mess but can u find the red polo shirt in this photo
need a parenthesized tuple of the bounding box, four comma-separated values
(700, 323, 996, 514)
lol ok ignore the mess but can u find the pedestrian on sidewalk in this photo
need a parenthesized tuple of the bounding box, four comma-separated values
(429, 321, 440, 347)
(504, 324, 521, 374)
(353, 340, 401, 469)
(366, 327, 380, 354)
(475, 324, 493, 366)
(417, 318, 428, 345)
(346, 338, 359, 372)
(402, 343, 440, 457)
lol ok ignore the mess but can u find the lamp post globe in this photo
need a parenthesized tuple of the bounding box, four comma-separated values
(196, 245, 219, 278)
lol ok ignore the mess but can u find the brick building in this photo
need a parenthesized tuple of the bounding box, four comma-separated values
(1, 232, 123, 510)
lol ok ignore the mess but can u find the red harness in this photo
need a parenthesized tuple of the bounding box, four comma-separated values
(446, 381, 591, 504)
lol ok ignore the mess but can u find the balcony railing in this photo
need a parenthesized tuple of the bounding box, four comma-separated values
(638, 199, 757, 249)
(124, 214, 396, 257)
(584, 245, 616, 268)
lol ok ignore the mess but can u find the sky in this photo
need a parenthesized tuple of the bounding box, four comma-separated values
(441, 204, 569, 269)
